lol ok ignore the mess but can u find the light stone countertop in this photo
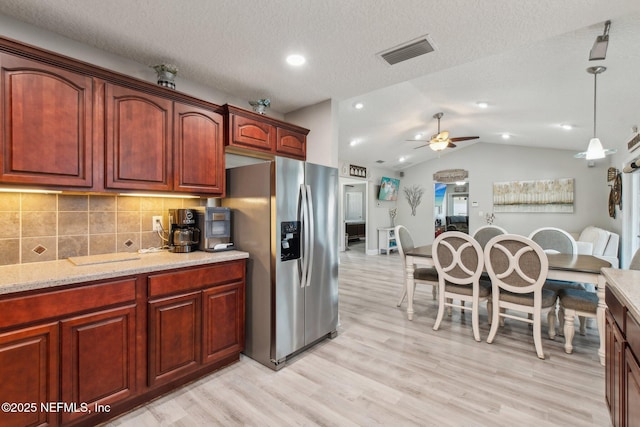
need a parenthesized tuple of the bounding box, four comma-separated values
(0, 250, 249, 296)
(602, 267, 640, 323)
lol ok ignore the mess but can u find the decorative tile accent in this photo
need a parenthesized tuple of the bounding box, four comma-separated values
(124, 239, 134, 247)
(33, 245, 47, 255)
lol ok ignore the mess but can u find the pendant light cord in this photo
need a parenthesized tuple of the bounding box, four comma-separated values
(593, 72, 598, 138)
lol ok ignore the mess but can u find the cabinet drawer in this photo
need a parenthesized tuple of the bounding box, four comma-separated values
(628, 313, 640, 358)
(0, 279, 136, 330)
(606, 287, 626, 334)
(148, 260, 245, 298)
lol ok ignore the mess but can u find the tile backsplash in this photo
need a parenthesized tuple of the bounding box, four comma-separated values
(0, 193, 205, 266)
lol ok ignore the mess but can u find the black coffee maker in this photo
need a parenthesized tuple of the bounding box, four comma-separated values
(168, 209, 200, 253)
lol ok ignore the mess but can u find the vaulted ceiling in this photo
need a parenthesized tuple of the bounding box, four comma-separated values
(1, 1, 639, 170)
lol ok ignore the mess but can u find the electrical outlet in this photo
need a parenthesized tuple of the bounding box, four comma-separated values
(152, 216, 163, 231)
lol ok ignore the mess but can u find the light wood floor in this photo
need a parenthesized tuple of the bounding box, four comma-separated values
(106, 249, 611, 427)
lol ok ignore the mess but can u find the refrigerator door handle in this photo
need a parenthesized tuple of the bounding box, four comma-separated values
(299, 184, 310, 288)
(305, 184, 314, 287)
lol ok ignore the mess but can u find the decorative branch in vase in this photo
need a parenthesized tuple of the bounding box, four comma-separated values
(403, 185, 424, 216)
(389, 208, 397, 227)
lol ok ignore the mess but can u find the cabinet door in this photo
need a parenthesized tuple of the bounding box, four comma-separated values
(148, 292, 200, 387)
(202, 281, 245, 364)
(174, 103, 224, 195)
(0, 53, 93, 187)
(0, 323, 59, 427)
(60, 305, 136, 424)
(276, 127, 307, 159)
(627, 348, 640, 427)
(606, 311, 626, 427)
(229, 114, 275, 152)
(105, 84, 172, 191)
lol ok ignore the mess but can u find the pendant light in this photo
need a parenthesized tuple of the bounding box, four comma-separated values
(575, 66, 616, 159)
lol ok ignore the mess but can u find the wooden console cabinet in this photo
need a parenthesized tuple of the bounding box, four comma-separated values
(0, 259, 246, 427)
(605, 286, 640, 427)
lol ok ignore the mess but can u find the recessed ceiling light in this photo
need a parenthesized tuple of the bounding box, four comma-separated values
(560, 124, 573, 130)
(501, 133, 510, 140)
(354, 102, 364, 109)
(350, 139, 359, 147)
(415, 133, 422, 139)
(286, 54, 306, 66)
(477, 102, 489, 109)
(399, 157, 406, 162)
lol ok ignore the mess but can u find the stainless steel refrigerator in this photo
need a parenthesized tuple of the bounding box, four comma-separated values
(223, 157, 339, 370)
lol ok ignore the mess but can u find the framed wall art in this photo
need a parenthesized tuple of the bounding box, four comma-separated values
(493, 178, 574, 213)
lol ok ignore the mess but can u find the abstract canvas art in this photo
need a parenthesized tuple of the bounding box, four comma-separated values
(493, 178, 574, 213)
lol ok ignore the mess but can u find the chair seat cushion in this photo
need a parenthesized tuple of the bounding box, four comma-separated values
(542, 280, 585, 293)
(558, 288, 598, 313)
(498, 288, 557, 308)
(415, 267, 438, 281)
(444, 280, 492, 297)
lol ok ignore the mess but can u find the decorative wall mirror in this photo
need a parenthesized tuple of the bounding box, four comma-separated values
(433, 169, 469, 237)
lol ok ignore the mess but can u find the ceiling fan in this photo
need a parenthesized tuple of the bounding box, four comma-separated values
(407, 112, 479, 151)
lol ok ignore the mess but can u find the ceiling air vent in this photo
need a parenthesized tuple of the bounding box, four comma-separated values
(375, 160, 385, 164)
(379, 36, 435, 65)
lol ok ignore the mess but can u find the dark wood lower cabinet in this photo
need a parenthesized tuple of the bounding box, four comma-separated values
(202, 281, 245, 364)
(606, 310, 626, 427)
(625, 348, 640, 427)
(0, 259, 246, 427)
(0, 323, 59, 427)
(148, 292, 201, 386)
(60, 305, 136, 424)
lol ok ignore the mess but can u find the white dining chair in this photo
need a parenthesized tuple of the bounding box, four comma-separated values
(472, 225, 507, 249)
(485, 234, 557, 359)
(394, 225, 438, 306)
(432, 231, 491, 342)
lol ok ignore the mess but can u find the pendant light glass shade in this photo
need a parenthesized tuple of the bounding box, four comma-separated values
(575, 66, 616, 159)
(585, 138, 605, 160)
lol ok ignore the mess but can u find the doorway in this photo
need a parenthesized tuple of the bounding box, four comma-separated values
(434, 181, 469, 237)
(339, 178, 369, 253)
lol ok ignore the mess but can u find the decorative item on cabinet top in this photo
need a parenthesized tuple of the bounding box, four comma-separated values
(151, 63, 178, 89)
(349, 165, 367, 178)
(249, 98, 271, 114)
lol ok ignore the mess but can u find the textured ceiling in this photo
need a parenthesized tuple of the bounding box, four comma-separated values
(1, 1, 640, 170)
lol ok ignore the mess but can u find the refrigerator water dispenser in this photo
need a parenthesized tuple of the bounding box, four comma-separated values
(280, 221, 301, 261)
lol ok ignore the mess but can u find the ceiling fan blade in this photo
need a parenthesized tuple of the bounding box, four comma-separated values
(450, 136, 479, 142)
(413, 144, 428, 149)
(447, 142, 457, 148)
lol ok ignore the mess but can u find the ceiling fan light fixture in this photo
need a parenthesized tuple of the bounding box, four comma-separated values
(429, 140, 449, 151)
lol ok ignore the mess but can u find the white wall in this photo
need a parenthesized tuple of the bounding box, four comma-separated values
(0, 14, 275, 118)
(285, 99, 337, 168)
(398, 142, 611, 247)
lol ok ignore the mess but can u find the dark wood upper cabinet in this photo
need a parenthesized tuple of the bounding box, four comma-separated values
(0, 53, 93, 188)
(225, 105, 309, 160)
(105, 84, 172, 191)
(174, 103, 225, 195)
(229, 113, 276, 153)
(276, 127, 307, 159)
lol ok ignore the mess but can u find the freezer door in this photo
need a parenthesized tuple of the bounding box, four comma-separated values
(304, 162, 339, 345)
(273, 157, 305, 361)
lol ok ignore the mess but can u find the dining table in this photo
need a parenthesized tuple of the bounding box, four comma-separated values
(404, 244, 611, 365)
